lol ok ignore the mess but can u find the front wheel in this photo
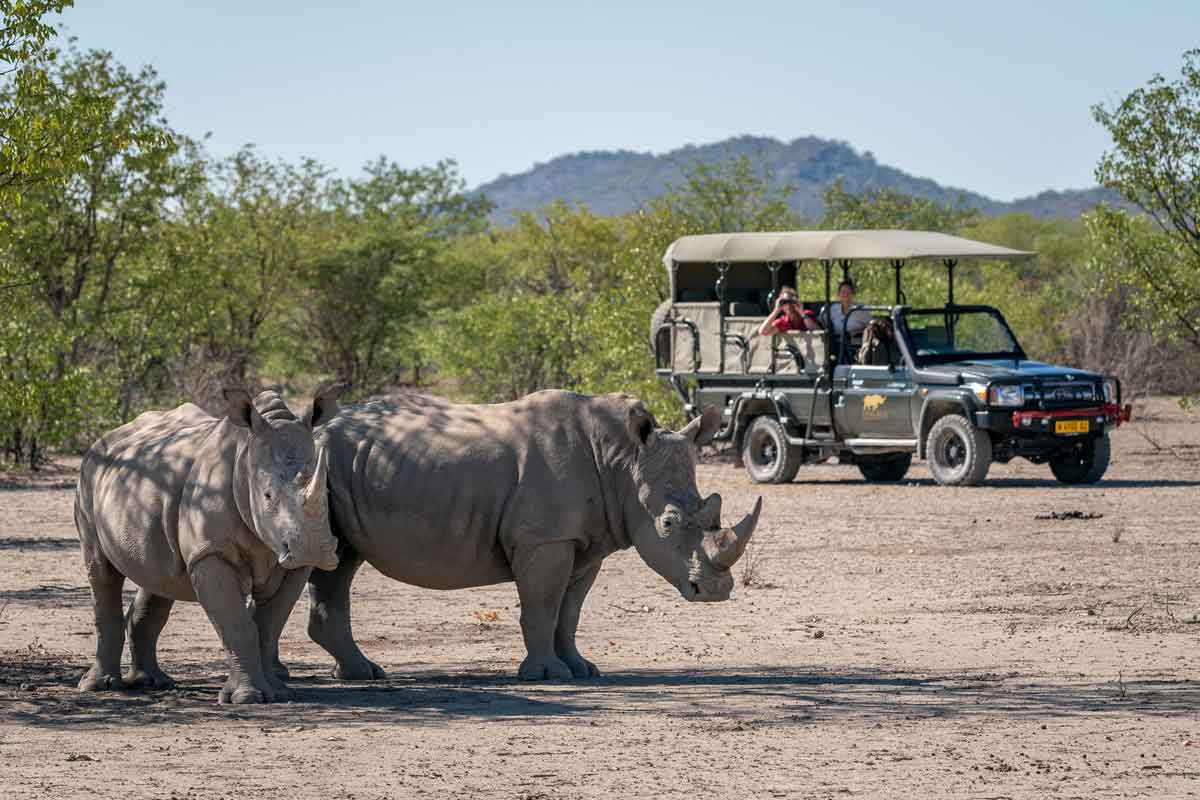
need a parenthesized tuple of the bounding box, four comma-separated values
(1049, 436, 1110, 484)
(858, 453, 913, 483)
(926, 414, 992, 486)
(742, 416, 802, 484)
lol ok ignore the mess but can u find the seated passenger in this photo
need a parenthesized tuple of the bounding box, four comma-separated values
(757, 286, 820, 336)
(823, 279, 871, 337)
(857, 317, 896, 366)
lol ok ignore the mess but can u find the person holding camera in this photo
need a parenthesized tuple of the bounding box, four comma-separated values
(757, 286, 820, 336)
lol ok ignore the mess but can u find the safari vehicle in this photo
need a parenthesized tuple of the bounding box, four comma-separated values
(651, 230, 1133, 486)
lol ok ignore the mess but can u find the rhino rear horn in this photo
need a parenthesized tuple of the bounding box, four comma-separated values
(705, 496, 762, 570)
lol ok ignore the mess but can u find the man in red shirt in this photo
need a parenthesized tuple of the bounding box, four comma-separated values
(757, 286, 820, 336)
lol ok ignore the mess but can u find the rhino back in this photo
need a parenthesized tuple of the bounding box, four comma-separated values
(325, 391, 617, 590)
(77, 403, 226, 599)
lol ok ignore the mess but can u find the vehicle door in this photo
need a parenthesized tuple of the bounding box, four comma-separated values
(836, 361, 917, 438)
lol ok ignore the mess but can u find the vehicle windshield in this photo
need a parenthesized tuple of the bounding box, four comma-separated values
(900, 308, 1022, 365)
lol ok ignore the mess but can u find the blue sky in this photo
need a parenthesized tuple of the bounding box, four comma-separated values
(60, 1, 1198, 200)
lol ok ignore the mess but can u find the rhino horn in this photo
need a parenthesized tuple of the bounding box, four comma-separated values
(706, 496, 762, 570)
(303, 446, 329, 508)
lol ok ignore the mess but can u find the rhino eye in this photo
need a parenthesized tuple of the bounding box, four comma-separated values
(264, 491, 272, 500)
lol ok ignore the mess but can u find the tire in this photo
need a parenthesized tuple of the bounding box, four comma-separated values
(742, 416, 802, 484)
(649, 299, 673, 350)
(926, 414, 992, 486)
(1049, 435, 1110, 484)
(858, 453, 913, 483)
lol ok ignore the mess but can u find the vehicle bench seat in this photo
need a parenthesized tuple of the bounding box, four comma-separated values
(671, 302, 722, 373)
(723, 318, 824, 375)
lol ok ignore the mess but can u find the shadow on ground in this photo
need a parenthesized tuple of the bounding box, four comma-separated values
(2, 651, 1195, 730)
(786, 477, 1200, 489)
(0, 583, 131, 607)
(0, 537, 78, 552)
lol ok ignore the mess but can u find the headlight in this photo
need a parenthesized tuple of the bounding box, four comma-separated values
(966, 382, 988, 403)
(988, 384, 1024, 407)
(1103, 378, 1118, 405)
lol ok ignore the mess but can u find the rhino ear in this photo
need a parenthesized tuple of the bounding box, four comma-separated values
(222, 388, 268, 434)
(626, 402, 657, 449)
(305, 380, 346, 430)
(679, 406, 721, 447)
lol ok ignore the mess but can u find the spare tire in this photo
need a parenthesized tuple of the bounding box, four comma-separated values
(649, 299, 673, 350)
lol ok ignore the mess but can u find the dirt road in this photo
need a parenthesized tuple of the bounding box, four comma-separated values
(2, 398, 1198, 799)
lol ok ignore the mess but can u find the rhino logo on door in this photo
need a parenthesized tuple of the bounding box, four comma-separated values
(863, 394, 887, 420)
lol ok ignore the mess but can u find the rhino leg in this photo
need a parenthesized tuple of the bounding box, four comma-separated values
(306, 545, 385, 680)
(190, 556, 277, 704)
(513, 541, 576, 681)
(78, 554, 128, 693)
(124, 589, 176, 690)
(554, 561, 601, 679)
(251, 566, 310, 700)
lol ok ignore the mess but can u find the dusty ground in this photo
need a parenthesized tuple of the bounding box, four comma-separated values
(1, 397, 1198, 799)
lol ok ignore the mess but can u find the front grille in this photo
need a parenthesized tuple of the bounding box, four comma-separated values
(1026, 381, 1098, 407)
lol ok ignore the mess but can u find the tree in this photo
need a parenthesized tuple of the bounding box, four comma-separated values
(0, 47, 188, 465)
(661, 153, 796, 233)
(0, 0, 69, 65)
(293, 159, 491, 396)
(159, 146, 330, 403)
(0, 2, 114, 205)
(822, 179, 978, 232)
(1090, 49, 1200, 349)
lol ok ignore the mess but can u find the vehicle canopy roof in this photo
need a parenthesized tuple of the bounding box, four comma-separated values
(663, 229, 1035, 265)
(663, 229, 1036, 303)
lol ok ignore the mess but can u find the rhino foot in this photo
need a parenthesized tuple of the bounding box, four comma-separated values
(518, 655, 574, 682)
(333, 657, 386, 681)
(78, 668, 126, 693)
(560, 653, 601, 679)
(218, 684, 266, 705)
(124, 668, 176, 691)
(264, 670, 293, 701)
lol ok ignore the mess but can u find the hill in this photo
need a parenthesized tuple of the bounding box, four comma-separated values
(475, 135, 1125, 223)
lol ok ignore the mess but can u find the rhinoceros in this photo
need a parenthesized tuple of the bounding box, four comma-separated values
(305, 390, 761, 681)
(74, 386, 341, 703)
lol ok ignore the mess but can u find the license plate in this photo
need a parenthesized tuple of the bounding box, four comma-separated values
(1055, 420, 1090, 435)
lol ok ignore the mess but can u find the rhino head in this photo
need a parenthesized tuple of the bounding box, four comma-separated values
(224, 384, 343, 572)
(625, 403, 762, 602)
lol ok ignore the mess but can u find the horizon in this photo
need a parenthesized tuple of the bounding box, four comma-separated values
(58, 1, 1198, 201)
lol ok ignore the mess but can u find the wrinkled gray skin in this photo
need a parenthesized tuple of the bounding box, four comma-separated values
(307, 390, 761, 681)
(74, 387, 341, 704)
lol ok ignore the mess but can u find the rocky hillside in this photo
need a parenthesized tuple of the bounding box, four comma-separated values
(476, 135, 1124, 223)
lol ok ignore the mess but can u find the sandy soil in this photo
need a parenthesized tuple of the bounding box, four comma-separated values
(1, 398, 1198, 799)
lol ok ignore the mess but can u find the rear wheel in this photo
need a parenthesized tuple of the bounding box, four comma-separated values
(742, 416, 802, 484)
(926, 414, 992, 486)
(858, 453, 912, 483)
(1049, 436, 1110, 484)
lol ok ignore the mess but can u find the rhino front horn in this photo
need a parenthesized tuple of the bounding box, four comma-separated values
(707, 496, 762, 570)
(303, 446, 329, 508)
